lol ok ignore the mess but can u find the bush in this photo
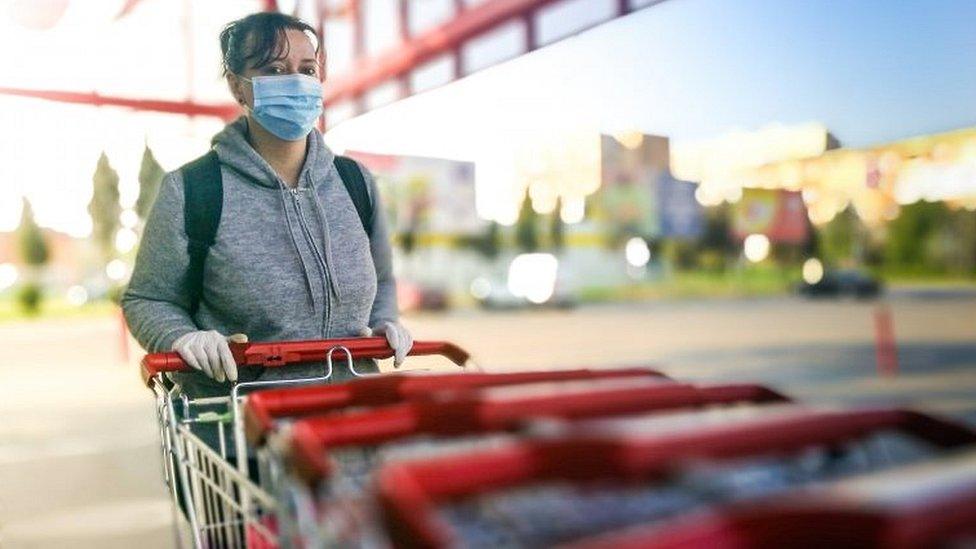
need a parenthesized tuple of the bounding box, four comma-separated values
(16, 283, 42, 315)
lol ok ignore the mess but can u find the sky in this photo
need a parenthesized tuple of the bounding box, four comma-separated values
(1, 0, 975, 234)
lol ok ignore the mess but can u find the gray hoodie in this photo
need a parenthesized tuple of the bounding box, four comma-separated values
(122, 116, 398, 397)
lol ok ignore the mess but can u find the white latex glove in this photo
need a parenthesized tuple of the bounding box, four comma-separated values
(171, 330, 241, 383)
(359, 321, 414, 367)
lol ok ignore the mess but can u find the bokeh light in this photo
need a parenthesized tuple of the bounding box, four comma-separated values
(743, 233, 771, 263)
(507, 253, 558, 304)
(624, 237, 651, 268)
(105, 259, 129, 281)
(120, 209, 140, 229)
(0, 263, 19, 290)
(802, 258, 824, 284)
(115, 228, 138, 254)
(65, 285, 88, 306)
(469, 277, 492, 300)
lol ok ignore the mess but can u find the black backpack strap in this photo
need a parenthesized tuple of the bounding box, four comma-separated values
(180, 150, 222, 316)
(333, 155, 374, 238)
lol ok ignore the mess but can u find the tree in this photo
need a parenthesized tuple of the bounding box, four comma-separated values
(18, 198, 49, 267)
(695, 203, 735, 271)
(884, 200, 949, 274)
(457, 220, 503, 259)
(550, 196, 565, 251)
(89, 152, 121, 262)
(16, 198, 49, 314)
(514, 190, 539, 252)
(819, 206, 861, 267)
(135, 144, 165, 221)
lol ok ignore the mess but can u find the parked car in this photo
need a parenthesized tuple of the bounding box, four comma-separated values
(796, 269, 882, 299)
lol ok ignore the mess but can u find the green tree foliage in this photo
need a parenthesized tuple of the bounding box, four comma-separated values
(515, 191, 539, 252)
(947, 209, 976, 275)
(818, 206, 862, 266)
(695, 204, 735, 271)
(884, 200, 948, 271)
(457, 221, 502, 258)
(400, 230, 416, 255)
(89, 152, 121, 261)
(16, 198, 48, 315)
(16, 284, 42, 316)
(17, 198, 49, 267)
(550, 196, 565, 251)
(135, 144, 165, 220)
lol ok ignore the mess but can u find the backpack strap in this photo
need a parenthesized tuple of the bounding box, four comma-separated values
(180, 150, 222, 316)
(333, 155, 374, 238)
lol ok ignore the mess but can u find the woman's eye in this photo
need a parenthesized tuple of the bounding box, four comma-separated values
(303, 68, 317, 76)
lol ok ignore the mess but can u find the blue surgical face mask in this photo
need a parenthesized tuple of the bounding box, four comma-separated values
(240, 73, 323, 141)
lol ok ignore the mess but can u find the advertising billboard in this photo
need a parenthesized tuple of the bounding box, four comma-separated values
(732, 189, 809, 243)
(345, 150, 483, 237)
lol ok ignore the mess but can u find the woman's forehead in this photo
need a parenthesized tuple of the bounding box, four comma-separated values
(246, 27, 319, 67)
(282, 28, 318, 57)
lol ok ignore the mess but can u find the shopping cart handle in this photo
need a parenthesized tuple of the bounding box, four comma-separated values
(140, 337, 470, 386)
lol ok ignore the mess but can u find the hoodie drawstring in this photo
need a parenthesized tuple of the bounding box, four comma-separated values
(277, 186, 317, 309)
(307, 171, 344, 302)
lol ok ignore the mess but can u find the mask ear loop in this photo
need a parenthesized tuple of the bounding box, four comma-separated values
(233, 73, 252, 108)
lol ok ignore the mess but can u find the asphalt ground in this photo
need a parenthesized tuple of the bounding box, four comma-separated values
(0, 290, 973, 547)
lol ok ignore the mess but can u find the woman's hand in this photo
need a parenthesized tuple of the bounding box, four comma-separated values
(359, 321, 414, 367)
(171, 330, 242, 383)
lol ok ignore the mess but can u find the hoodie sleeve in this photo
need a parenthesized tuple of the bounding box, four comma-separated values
(121, 170, 200, 353)
(359, 163, 400, 327)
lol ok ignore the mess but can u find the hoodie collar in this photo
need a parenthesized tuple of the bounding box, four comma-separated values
(211, 116, 336, 190)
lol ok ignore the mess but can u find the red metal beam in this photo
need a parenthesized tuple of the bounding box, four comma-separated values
(115, 0, 147, 19)
(325, 0, 565, 104)
(324, 0, 669, 108)
(0, 87, 240, 121)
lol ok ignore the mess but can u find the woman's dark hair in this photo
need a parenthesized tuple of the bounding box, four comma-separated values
(219, 12, 319, 76)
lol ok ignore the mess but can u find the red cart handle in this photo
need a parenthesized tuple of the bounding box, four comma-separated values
(140, 336, 470, 386)
(374, 408, 976, 548)
(288, 381, 792, 483)
(243, 367, 667, 445)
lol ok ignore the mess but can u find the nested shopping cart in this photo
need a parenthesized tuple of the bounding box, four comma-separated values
(270, 378, 791, 546)
(143, 336, 475, 548)
(242, 366, 667, 447)
(567, 448, 976, 549)
(143, 335, 667, 548)
(371, 406, 976, 548)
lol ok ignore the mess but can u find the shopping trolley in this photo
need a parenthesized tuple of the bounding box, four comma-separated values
(372, 406, 976, 548)
(242, 366, 669, 523)
(143, 336, 473, 549)
(273, 379, 791, 547)
(568, 448, 976, 549)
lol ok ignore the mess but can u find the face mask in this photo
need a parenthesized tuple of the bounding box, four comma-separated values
(240, 73, 323, 141)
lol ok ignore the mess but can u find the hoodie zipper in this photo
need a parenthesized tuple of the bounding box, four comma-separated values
(289, 187, 331, 337)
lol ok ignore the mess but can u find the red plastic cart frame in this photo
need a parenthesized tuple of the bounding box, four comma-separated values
(243, 367, 667, 445)
(287, 381, 791, 483)
(568, 451, 976, 549)
(373, 408, 976, 548)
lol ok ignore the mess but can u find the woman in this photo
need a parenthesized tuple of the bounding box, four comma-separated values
(122, 12, 412, 400)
